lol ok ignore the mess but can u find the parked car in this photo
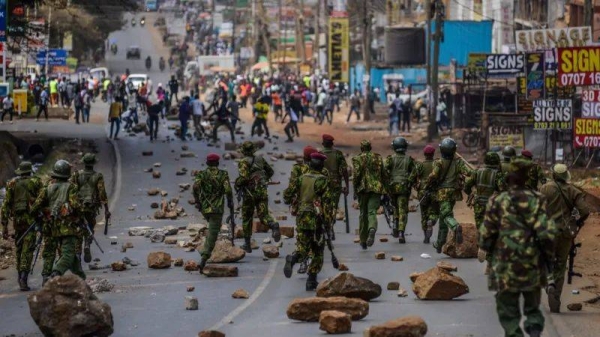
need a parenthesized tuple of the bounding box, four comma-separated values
(126, 46, 141, 59)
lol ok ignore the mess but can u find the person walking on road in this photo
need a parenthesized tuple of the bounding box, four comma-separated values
(227, 94, 240, 131)
(346, 90, 361, 123)
(82, 90, 92, 123)
(108, 96, 123, 140)
(1, 161, 43, 291)
(480, 158, 558, 337)
(36, 87, 49, 121)
(193, 153, 234, 273)
(73, 89, 83, 124)
(425, 138, 473, 253)
(409, 145, 439, 243)
(209, 95, 235, 144)
(282, 94, 301, 142)
(147, 100, 163, 142)
(168, 75, 179, 104)
(251, 96, 271, 139)
(540, 164, 590, 313)
(179, 96, 191, 141)
(235, 141, 281, 252)
(191, 94, 206, 139)
(32, 160, 86, 281)
(384, 137, 415, 243)
(71, 153, 110, 264)
(352, 140, 387, 249)
(321, 134, 349, 239)
(1, 94, 15, 124)
(283, 152, 330, 291)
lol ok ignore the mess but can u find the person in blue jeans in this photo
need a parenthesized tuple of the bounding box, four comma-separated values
(179, 96, 191, 141)
(108, 96, 123, 140)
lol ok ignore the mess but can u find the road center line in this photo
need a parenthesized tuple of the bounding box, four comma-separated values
(208, 259, 279, 331)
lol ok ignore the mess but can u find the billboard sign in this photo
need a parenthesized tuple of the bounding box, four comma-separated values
(485, 54, 524, 78)
(0, 0, 6, 42)
(574, 118, 600, 148)
(36, 49, 68, 66)
(533, 99, 572, 130)
(328, 17, 349, 83)
(557, 46, 600, 86)
(516, 27, 592, 52)
(525, 52, 544, 100)
(488, 125, 525, 148)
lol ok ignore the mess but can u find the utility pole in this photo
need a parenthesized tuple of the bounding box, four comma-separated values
(428, 0, 443, 142)
(296, 0, 306, 64)
(45, 6, 52, 77)
(425, 0, 431, 88)
(314, 0, 320, 72)
(361, 0, 373, 121)
(278, 0, 283, 66)
(584, 0, 593, 27)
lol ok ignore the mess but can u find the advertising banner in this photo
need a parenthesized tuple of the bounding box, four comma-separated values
(516, 27, 592, 52)
(517, 76, 533, 114)
(485, 54, 524, 78)
(36, 49, 68, 66)
(574, 118, 600, 148)
(488, 125, 525, 148)
(557, 46, 600, 86)
(533, 99, 572, 130)
(581, 89, 600, 119)
(525, 52, 544, 100)
(0, 0, 6, 42)
(328, 17, 349, 83)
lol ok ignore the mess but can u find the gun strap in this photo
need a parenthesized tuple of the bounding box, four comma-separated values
(555, 182, 575, 212)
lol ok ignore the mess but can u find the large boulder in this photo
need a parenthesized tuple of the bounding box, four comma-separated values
(319, 310, 352, 334)
(364, 316, 428, 337)
(412, 267, 469, 300)
(27, 275, 114, 337)
(147, 251, 172, 269)
(316, 272, 382, 302)
(207, 240, 246, 263)
(442, 222, 478, 258)
(286, 297, 369, 322)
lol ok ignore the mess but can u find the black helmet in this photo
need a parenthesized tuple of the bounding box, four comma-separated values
(502, 146, 516, 159)
(51, 160, 72, 179)
(392, 137, 408, 153)
(82, 153, 97, 166)
(439, 138, 457, 159)
(484, 152, 500, 166)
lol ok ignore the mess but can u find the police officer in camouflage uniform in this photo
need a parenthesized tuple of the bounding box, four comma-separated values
(352, 140, 387, 249)
(409, 145, 439, 243)
(501, 146, 516, 173)
(384, 137, 415, 243)
(540, 164, 590, 313)
(283, 152, 330, 291)
(71, 153, 110, 263)
(193, 153, 234, 273)
(480, 159, 558, 337)
(521, 149, 546, 191)
(425, 138, 473, 253)
(464, 152, 503, 231)
(1, 162, 43, 291)
(32, 160, 86, 280)
(320, 134, 349, 240)
(235, 141, 280, 253)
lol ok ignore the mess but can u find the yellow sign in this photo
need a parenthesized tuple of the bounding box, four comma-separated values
(328, 17, 349, 83)
(13, 89, 28, 114)
(488, 126, 524, 148)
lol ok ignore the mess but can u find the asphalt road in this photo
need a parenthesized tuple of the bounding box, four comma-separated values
(0, 12, 568, 337)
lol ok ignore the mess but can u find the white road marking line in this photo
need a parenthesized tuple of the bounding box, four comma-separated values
(209, 259, 279, 331)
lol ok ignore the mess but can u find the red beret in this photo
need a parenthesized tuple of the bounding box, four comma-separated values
(206, 153, 220, 162)
(521, 149, 533, 158)
(424, 145, 436, 155)
(310, 152, 328, 161)
(303, 146, 318, 158)
(322, 134, 334, 142)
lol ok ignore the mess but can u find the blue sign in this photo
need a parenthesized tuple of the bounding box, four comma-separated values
(0, 0, 7, 42)
(36, 49, 68, 66)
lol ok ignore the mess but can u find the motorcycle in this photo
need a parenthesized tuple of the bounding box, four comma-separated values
(159, 58, 165, 72)
(110, 44, 118, 55)
(145, 57, 152, 70)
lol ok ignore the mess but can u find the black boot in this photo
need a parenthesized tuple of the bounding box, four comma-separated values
(269, 221, 281, 242)
(284, 253, 298, 278)
(241, 237, 252, 253)
(423, 230, 430, 244)
(433, 242, 442, 254)
(366, 228, 376, 247)
(392, 220, 399, 238)
(306, 273, 318, 291)
(18, 272, 30, 291)
(528, 330, 542, 337)
(198, 257, 207, 274)
(424, 220, 434, 243)
(398, 230, 406, 244)
(83, 241, 92, 263)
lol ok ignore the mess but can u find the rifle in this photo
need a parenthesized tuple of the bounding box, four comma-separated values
(315, 200, 339, 269)
(415, 191, 430, 210)
(568, 240, 582, 284)
(81, 223, 104, 254)
(30, 231, 43, 275)
(466, 193, 475, 208)
(16, 221, 37, 246)
(343, 193, 350, 234)
(226, 204, 236, 245)
(103, 210, 111, 235)
(380, 195, 394, 229)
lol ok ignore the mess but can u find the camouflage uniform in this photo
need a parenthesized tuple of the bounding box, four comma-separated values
(321, 145, 348, 231)
(480, 159, 557, 337)
(410, 158, 439, 235)
(32, 160, 86, 280)
(71, 153, 108, 263)
(464, 153, 503, 231)
(352, 140, 387, 248)
(539, 165, 590, 313)
(384, 152, 415, 235)
(193, 161, 233, 269)
(1, 162, 43, 290)
(426, 139, 473, 251)
(525, 162, 546, 191)
(235, 142, 280, 250)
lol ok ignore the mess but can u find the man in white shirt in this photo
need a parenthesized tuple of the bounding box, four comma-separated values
(316, 89, 327, 123)
(191, 94, 206, 139)
(1, 95, 14, 124)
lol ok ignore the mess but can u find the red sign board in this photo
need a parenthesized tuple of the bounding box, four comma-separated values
(574, 118, 600, 148)
(557, 47, 600, 86)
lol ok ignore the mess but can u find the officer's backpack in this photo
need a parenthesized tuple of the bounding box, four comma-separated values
(77, 171, 101, 207)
